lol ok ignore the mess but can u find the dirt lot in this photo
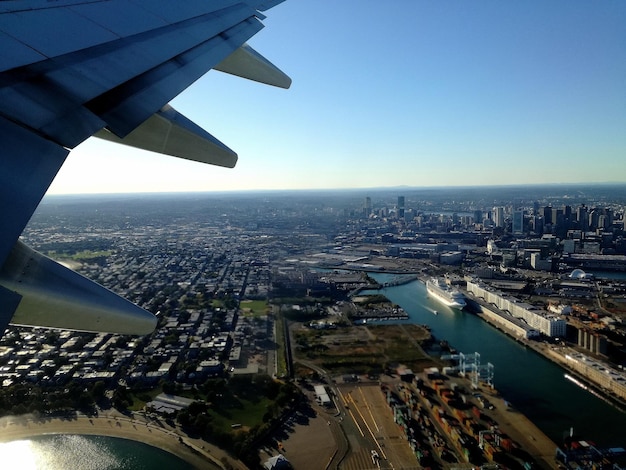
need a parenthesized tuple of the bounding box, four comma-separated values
(292, 323, 437, 375)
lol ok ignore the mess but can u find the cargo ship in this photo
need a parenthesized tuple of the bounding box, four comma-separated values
(426, 278, 466, 309)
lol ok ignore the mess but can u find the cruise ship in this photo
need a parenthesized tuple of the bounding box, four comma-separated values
(426, 278, 466, 309)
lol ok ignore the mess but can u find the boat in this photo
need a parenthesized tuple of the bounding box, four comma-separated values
(433, 310, 438, 315)
(426, 277, 466, 309)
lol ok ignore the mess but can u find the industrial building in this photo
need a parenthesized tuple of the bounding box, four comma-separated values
(564, 352, 626, 402)
(467, 279, 566, 337)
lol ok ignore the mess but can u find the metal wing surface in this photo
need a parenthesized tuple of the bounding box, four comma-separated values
(0, 0, 290, 336)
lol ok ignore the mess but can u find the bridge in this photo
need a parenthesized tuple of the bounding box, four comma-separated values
(380, 274, 418, 288)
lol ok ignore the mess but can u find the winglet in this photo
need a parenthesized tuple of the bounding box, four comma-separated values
(94, 105, 238, 168)
(215, 43, 292, 89)
(0, 241, 157, 335)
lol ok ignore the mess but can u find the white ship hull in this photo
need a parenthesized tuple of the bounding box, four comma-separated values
(426, 278, 466, 309)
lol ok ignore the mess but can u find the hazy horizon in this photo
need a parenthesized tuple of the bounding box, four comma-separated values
(44, 181, 626, 198)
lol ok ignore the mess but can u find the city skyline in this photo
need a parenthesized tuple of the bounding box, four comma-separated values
(20, 186, 626, 450)
(48, 0, 626, 195)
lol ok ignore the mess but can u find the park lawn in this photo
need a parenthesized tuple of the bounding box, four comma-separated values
(239, 299, 270, 317)
(128, 387, 165, 411)
(71, 250, 113, 260)
(48, 250, 113, 260)
(208, 396, 272, 433)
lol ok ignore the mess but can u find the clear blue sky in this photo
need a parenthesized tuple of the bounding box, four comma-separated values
(48, 0, 626, 194)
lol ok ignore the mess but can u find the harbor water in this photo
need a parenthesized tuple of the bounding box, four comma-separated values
(365, 273, 626, 447)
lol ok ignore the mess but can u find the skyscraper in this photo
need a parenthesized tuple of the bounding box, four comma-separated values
(543, 206, 552, 225)
(589, 208, 600, 230)
(397, 196, 405, 219)
(474, 210, 483, 225)
(512, 209, 525, 234)
(363, 197, 372, 218)
(577, 205, 589, 231)
(493, 206, 505, 228)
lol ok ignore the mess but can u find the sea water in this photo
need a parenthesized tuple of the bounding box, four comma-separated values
(0, 434, 194, 470)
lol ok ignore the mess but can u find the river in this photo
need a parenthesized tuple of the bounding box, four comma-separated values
(365, 273, 626, 448)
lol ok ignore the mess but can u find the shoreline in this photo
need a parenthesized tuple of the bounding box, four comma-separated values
(0, 411, 245, 470)
(379, 269, 626, 414)
(466, 300, 626, 412)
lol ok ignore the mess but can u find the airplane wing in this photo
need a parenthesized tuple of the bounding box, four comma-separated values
(0, 0, 290, 336)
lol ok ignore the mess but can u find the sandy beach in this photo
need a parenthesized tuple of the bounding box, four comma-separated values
(0, 411, 246, 470)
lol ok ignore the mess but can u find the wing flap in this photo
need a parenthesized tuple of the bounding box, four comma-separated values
(0, 0, 253, 73)
(88, 17, 263, 137)
(0, 3, 259, 147)
(94, 104, 238, 168)
(44, 3, 256, 102)
(0, 0, 290, 339)
(215, 43, 292, 89)
(1, 242, 157, 335)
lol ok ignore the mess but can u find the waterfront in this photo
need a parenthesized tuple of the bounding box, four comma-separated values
(0, 434, 193, 470)
(0, 410, 229, 470)
(366, 273, 626, 448)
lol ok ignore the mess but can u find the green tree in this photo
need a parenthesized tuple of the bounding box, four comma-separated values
(92, 381, 107, 399)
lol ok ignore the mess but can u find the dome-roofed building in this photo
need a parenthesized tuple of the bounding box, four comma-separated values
(569, 269, 593, 280)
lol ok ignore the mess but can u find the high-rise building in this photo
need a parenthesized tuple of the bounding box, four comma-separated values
(397, 196, 405, 219)
(552, 208, 566, 237)
(577, 205, 589, 231)
(474, 210, 483, 225)
(564, 205, 572, 220)
(543, 206, 552, 225)
(363, 197, 372, 218)
(493, 207, 505, 228)
(599, 215, 609, 230)
(589, 208, 600, 230)
(552, 208, 563, 226)
(512, 209, 525, 234)
(605, 208, 614, 228)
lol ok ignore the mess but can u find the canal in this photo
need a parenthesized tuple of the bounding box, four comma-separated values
(364, 273, 626, 447)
